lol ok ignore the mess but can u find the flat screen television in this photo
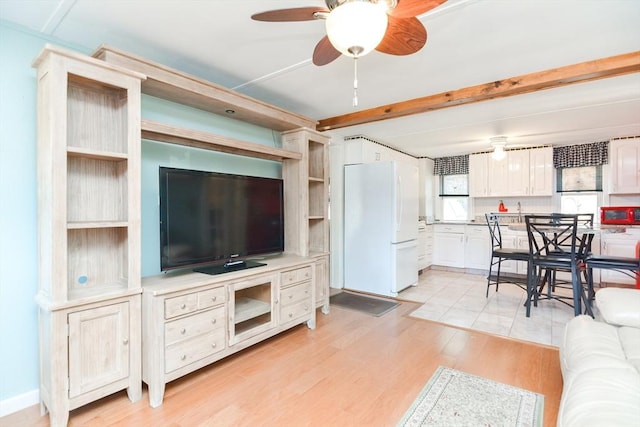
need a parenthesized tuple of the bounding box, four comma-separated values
(159, 166, 285, 275)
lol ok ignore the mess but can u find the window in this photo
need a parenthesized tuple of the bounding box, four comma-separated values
(560, 193, 600, 220)
(556, 166, 602, 192)
(440, 174, 468, 196)
(442, 197, 469, 221)
(440, 174, 469, 221)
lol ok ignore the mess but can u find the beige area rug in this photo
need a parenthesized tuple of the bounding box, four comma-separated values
(397, 366, 544, 427)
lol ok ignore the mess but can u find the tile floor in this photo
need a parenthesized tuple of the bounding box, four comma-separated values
(399, 269, 599, 347)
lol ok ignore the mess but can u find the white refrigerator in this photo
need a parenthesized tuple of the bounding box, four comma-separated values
(344, 161, 419, 297)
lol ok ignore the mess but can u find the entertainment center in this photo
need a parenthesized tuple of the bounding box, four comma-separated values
(33, 44, 330, 425)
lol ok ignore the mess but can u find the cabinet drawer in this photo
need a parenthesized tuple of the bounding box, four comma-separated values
(165, 329, 225, 373)
(165, 293, 198, 319)
(165, 306, 225, 346)
(198, 287, 225, 310)
(280, 281, 312, 307)
(281, 266, 312, 286)
(280, 299, 312, 324)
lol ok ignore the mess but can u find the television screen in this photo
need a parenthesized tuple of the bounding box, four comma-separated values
(159, 167, 284, 273)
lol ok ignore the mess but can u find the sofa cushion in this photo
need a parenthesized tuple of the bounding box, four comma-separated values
(560, 315, 635, 377)
(558, 368, 640, 427)
(619, 326, 640, 373)
(596, 288, 640, 328)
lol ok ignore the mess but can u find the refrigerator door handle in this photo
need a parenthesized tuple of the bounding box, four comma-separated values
(396, 173, 402, 232)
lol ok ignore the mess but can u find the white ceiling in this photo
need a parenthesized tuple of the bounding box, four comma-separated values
(2, 0, 639, 158)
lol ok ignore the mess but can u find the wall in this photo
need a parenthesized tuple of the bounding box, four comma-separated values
(0, 21, 284, 415)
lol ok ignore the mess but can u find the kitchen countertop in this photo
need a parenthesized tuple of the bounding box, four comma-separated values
(507, 223, 630, 233)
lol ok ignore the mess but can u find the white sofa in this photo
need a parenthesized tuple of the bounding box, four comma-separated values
(558, 287, 640, 427)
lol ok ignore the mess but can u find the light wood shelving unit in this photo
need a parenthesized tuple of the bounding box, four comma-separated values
(282, 128, 331, 313)
(33, 44, 145, 426)
(83, 45, 332, 408)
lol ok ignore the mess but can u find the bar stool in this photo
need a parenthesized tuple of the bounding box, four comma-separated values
(485, 213, 530, 297)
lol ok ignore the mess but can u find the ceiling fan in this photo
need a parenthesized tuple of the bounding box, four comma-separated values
(252, 0, 447, 66)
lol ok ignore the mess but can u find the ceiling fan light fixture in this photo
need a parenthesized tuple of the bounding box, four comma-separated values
(325, 1, 388, 57)
(490, 136, 508, 161)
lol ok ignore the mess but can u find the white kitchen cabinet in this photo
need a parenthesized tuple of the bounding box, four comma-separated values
(507, 150, 530, 196)
(469, 147, 553, 197)
(487, 155, 509, 197)
(529, 146, 554, 195)
(425, 225, 434, 268)
(610, 138, 640, 194)
(464, 225, 492, 270)
(469, 153, 489, 197)
(433, 224, 465, 267)
(500, 232, 529, 275)
(418, 222, 428, 270)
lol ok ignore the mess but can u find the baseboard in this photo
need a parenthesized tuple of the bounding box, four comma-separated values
(0, 389, 39, 417)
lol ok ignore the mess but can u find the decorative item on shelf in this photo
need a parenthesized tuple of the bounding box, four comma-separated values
(498, 200, 508, 212)
(490, 136, 508, 160)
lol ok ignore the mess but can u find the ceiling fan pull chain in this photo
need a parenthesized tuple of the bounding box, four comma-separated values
(353, 56, 358, 107)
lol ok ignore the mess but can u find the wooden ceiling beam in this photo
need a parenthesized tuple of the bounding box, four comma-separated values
(316, 51, 640, 131)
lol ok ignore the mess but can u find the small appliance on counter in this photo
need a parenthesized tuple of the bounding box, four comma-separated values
(600, 206, 640, 225)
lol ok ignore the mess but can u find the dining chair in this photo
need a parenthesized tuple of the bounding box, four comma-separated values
(545, 213, 594, 296)
(584, 252, 640, 293)
(485, 213, 530, 297)
(524, 214, 593, 317)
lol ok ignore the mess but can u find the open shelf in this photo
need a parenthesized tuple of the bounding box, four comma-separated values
(67, 147, 128, 161)
(234, 297, 271, 324)
(67, 74, 128, 154)
(141, 119, 302, 162)
(67, 156, 128, 223)
(93, 45, 317, 132)
(67, 228, 129, 298)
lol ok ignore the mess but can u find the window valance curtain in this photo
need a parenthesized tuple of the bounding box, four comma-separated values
(434, 154, 469, 175)
(552, 141, 608, 169)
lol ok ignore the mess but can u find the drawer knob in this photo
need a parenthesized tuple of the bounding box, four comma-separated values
(180, 303, 186, 309)
(211, 296, 217, 302)
(180, 328, 186, 335)
(181, 355, 186, 361)
(211, 343, 217, 348)
(212, 319, 217, 324)
(288, 295, 293, 299)
(289, 313, 293, 318)
(123, 339, 129, 345)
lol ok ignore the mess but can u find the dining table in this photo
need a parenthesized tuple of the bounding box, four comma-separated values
(507, 221, 628, 316)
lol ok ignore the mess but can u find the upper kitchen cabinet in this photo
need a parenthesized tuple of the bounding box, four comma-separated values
(469, 147, 552, 197)
(506, 150, 530, 196)
(469, 153, 489, 197)
(528, 146, 554, 196)
(610, 138, 640, 194)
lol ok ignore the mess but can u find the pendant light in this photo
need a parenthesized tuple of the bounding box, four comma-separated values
(325, 1, 388, 106)
(490, 136, 508, 161)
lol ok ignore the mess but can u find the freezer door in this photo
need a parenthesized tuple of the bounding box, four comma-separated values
(391, 239, 418, 293)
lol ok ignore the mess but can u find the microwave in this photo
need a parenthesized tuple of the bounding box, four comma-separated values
(600, 206, 640, 225)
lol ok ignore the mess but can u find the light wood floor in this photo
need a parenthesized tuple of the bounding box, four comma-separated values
(2, 300, 563, 426)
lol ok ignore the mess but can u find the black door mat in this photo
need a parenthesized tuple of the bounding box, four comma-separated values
(330, 292, 399, 317)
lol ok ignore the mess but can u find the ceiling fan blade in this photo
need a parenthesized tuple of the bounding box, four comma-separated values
(376, 16, 427, 56)
(389, 0, 447, 19)
(313, 36, 342, 66)
(251, 7, 328, 22)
